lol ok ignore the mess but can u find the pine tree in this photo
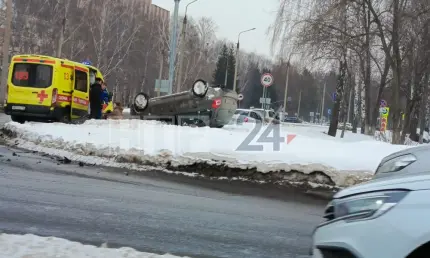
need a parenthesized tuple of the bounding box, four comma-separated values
(226, 45, 236, 90)
(212, 44, 229, 86)
(242, 62, 263, 108)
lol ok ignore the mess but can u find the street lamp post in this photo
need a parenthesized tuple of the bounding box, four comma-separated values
(283, 52, 299, 114)
(0, 0, 12, 105)
(176, 0, 199, 93)
(232, 28, 255, 92)
(168, 0, 181, 94)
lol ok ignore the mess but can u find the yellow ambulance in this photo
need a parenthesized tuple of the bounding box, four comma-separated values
(4, 54, 113, 123)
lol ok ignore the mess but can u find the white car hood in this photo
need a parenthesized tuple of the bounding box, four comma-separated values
(334, 172, 430, 198)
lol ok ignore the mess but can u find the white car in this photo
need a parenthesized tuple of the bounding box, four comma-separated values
(251, 108, 277, 124)
(311, 171, 430, 258)
(231, 109, 263, 124)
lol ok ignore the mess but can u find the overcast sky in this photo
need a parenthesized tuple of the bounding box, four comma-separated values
(152, 0, 279, 58)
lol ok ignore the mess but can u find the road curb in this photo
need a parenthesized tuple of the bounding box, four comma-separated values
(305, 189, 335, 200)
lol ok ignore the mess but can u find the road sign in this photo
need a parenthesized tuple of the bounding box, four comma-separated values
(155, 79, 171, 94)
(380, 99, 387, 107)
(380, 107, 389, 115)
(310, 112, 315, 117)
(287, 96, 292, 102)
(332, 92, 336, 102)
(238, 94, 244, 101)
(259, 97, 271, 104)
(380, 117, 387, 132)
(327, 108, 332, 115)
(261, 73, 274, 87)
(380, 107, 389, 132)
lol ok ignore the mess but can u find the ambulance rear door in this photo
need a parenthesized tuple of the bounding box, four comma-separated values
(70, 66, 90, 119)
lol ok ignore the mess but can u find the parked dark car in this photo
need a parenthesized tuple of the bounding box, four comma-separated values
(284, 116, 302, 123)
(131, 79, 238, 128)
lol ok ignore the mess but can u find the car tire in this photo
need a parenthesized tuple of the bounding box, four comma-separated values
(11, 115, 25, 124)
(58, 114, 71, 124)
(192, 79, 208, 98)
(133, 93, 149, 113)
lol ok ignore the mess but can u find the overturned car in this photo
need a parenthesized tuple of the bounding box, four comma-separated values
(131, 79, 238, 128)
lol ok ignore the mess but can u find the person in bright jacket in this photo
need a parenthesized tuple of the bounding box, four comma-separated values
(101, 82, 109, 111)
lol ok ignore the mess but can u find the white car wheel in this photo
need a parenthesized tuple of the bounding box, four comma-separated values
(192, 79, 208, 98)
(133, 92, 149, 113)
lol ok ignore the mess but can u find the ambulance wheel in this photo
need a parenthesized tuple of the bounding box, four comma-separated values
(11, 115, 25, 124)
(58, 114, 71, 124)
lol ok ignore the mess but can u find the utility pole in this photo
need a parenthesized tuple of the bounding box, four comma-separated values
(56, 16, 66, 58)
(283, 62, 290, 113)
(321, 82, 326, 124)
(175, 17, 187, 93)
(157, 50, 164, 97)
(168, 0, 180, 94)
(232, 28, 255, 92)
(224, 58, 228, 86)
(176, 0, 198, 93)
(56, 0, 67, 58)
(297, 90, 302, 117)
(0, 0, 12, 105)
(347, 84, 353, 123)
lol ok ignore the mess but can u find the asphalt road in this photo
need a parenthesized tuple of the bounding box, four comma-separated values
(0, 144, 326, 258)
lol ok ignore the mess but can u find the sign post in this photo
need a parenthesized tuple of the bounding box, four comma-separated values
(261, 73, 274, 109)
(380, 107, 389, 132)
(238, 94, 244, 108)
(331, 92, 336, 102)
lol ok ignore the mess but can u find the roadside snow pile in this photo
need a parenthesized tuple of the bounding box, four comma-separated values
(0, 233, 188, 258)
(3, 120, 409, 188)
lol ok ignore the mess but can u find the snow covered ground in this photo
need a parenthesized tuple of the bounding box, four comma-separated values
(3, 119, 410, 188)
(0, 233, 187, 258)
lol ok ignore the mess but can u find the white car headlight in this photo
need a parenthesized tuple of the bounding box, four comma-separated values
(332, 190, 409, 221)
(376, 154, 417, 174)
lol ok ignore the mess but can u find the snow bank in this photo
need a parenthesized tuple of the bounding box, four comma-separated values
(3, 120, 410, 188)
(0, 233, 187, 258)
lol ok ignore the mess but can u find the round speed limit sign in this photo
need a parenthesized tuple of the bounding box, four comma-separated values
(261, 73, 274, 87)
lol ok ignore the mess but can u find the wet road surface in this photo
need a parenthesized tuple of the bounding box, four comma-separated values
(0, 121, 325, 258)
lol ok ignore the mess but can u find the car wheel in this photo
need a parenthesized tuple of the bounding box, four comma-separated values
(192, 79, 208, 98)
(133, 93, 149, 113)
(11, 115, 25, 124)
(58, 114, 71, 124)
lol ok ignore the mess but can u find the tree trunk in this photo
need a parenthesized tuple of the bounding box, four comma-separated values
(362, 2, 372, 135)
(390, 0, 403, 145)
(328, 59, 347, 137)
(352, 72, 358, 133)
(341, 61, 353, 138)
(419, 74, 429, 144)
(401, 80, 414, 142)
(410, 72, 427, 142)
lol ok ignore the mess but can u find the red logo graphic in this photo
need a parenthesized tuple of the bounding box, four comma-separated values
(14, 71, 28, 80)
(37, 90, 49, 103)
(286, 134, 296, 144)
(57, 94, 71, 102)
